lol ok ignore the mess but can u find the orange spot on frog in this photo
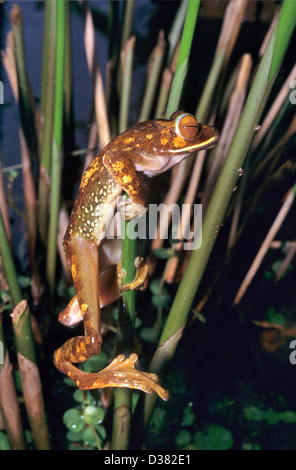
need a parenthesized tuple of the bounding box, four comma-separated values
(124, 137, 135, 143)
(112, 161, 125, 172)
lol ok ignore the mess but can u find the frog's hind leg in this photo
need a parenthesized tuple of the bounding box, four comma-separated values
(54, 237, 169, 400)
(54, 237, 103, 383)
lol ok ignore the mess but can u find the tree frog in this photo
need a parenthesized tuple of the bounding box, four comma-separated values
(54, 111, 218, 400)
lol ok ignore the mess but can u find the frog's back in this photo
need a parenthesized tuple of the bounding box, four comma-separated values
(63, 154, 122, 251)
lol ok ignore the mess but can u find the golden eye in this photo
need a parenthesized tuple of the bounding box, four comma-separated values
(175, 113, 199, 140)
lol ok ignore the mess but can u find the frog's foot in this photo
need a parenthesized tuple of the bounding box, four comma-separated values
(119, 257, 149, 291)
(55, 352, 169, 401)
(117, 199, 147, 221)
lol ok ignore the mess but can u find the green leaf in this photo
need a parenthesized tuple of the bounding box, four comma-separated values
(182, 406, 195, 426)
(66, 430, 84, 442)
(152, 293, 171, 308)
(242, 442, 262, 450)
(243, 406, 265, 421)
(83, 405, 105, 425)
(95, 425, 107, 441)
(80, 351, 108, 373)
(279, 411, 296, 423)
(174, 429, 192, 447)
(193, 432, 212, 450)
(63, 408, 85, 432)
(265, 408, 280, 425)
(0, 432, 11, 450)
(82, 426, 98, 447)
(207, 425, 233, 450)
(151, 407, 167, 430)
(139, 326, 159, 343)
(149, 278, 162, 295)
(73, 389, 84, 403)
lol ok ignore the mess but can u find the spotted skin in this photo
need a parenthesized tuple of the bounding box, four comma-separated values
(54, 111, 219, 399)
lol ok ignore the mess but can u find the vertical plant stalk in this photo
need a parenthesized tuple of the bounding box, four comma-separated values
(64, 1, 72, 139)
(110, 195, 137, 449)
(0, 209, 22, 305)
(150, 0, 199, 256)
(38, 0, 57, 245)
(138, 30, 166, 122)
(0, 160, 12, 244)
(119, 36, 135, 133)
(166, 0, 189, 67)
(141, 0, 296, 436)
(10, 5, 43, 303)
(10, 5, 38, 155)
(11, 301, 50, 450)
(111, 33, 136, 445)
(84, 2, 111, 149)
(0, 318, 25, 450)
(46, 0, 66, 294)
(166, 0, 200, 117)
(195, 0, 248, 122)
(201, 53, 252, 213)
(120, 0, 135, 52)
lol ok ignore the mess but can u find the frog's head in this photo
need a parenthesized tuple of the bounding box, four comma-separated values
(137, 111, 219, 176)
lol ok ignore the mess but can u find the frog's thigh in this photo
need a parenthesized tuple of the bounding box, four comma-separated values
(69, 237, 101, 341)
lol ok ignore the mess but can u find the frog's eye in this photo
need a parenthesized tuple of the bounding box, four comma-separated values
(175, 113, 199, 140)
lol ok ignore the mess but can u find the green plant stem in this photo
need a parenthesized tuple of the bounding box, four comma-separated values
(111, 208, 137, 450)
(119, 36, 135, 133)
(138, 31, 166, 122)
(38, 0, 57, 245)
(11, 301, 50, 449)
(195, 49, 226, 122)
(10, 5, 37, 156)
(142, 0, 296, 433)
(120, 0, 135, 51)
(166, 0, 200, 117)
(166, 0, 189, 67)
(46, 0, 66, 295)
(0, 210, 22, 305)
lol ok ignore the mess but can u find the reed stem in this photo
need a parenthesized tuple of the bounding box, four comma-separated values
(46, 0, 66, 294)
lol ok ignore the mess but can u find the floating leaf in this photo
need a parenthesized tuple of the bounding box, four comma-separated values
(83, 405, 105, 425)
(193, 432, 212, 450)
(140, 326, 159, 343)
(265, 408, 280, 425)
(66, 430, 84, 442)
(207, 425, 233, 450)
(243, 406, 265, 421)
(174, 429, 192, 447)
(80, 351, 108, 373)
(82, 426, 98, 447)
(63, 408, 85, 432)
(152, 293, 171, 308)
(279, 410, 296, 423)
(182, 406, 195, 426)
(73, 389, 84, 403)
